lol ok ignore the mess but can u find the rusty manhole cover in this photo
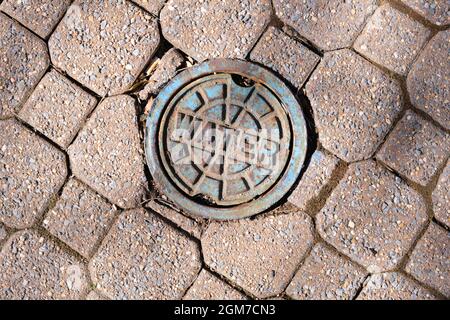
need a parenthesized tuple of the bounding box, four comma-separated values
(145, 59, 307, 219)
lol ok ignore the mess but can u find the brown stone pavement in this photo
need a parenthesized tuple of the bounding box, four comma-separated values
(0, 0, 448, 300)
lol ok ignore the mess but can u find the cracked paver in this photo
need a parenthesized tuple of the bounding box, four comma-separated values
(90, 209, 201, 300)
(0, 13, 49, 117)
(273, 0, 378, 51)
(68, 95, 147, 209)
(286, 243, 367, 300)
(0, 0, 71, 38)
(357, 272, 437, 300)
(406, 222, 450, 297)
(18, 70, 97, 148)
(399, 0, 450, 26)
(202, 212, 314, 298)
(354, 4, 431, 76)
(0, 230, 88, 299)
(407, 30, 450, 130)
(306, 49, 403, 162)
(0, 119, 67, 229)
(49, 0, 160, 96)
(377, 110, 450, 186)
(43, 178, 117, 258)
(317, 160, 428, 272)
(433, 160, 449, 228)
(250, 26, 320, 90)
(184, 269, 248, 300)
(161, 0, 272, 61)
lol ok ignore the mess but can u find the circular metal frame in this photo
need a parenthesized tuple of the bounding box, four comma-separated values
(145, 59, 307, 220)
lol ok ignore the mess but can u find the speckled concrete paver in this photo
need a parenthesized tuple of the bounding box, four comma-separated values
(0, 230, 88, 299)
(317, 160, 428, 272)
(0, 0, 449, 301)
(0, 0, 71, 38)
(49, 0, 160, 96)
(250, 26, 320, 90)
(357, 272, 437, 300)
(407, 30, 450, 130)
(43, 178, 117, 258)
(90, 209, 201, 300)
(18, 70, 97, 148)
(306, 49, 403, 162)
(286, 243, 367, 300)
(0, 119, 67, 229)
(184, 269, 248, 300)
(202, 212, 314, 298)
(354, 4, 431, 76)
(0, 13, 49, 117)
(377, 110, 450, 186)
(406, 222, 450, 297)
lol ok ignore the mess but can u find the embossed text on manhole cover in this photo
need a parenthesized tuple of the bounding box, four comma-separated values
(145, 59, 307, 219)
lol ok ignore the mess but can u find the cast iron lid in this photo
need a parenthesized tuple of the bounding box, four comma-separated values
(145, 59, 307, 220)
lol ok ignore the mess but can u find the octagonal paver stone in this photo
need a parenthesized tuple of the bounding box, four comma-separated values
(0, 120, 67, 229)
(288, 150, 340, 212)
(357, 272, 437, 300)
(0, 0, 71, 38)
(184, 269, 248, 300)
(306, 49, 403, 162)
(273, 0, 377, 51)
(43, 178, 117, 258)
(68, 95, 147, 209)
(286, 243, 367, 300)
(18, 70, 97, 148)
(160, 0, 272, 62)
(400, 0, 450, 26)
(317, 160, 428, 272)
(433, 160, 449, 228)
(131, 0, 166, 15)
(354, 4, 430, 76)
(0, 13, 49, 117)
(406, 222, 450, 297)
(90, 209, 201, 300)
(407, 30, 450, 130)
(202, 212, 314, 298)
(0, 230, 88, 299)
(250, 26, 320, 90)
(377, 110, 450, 186)
(49, 0, 160, 96)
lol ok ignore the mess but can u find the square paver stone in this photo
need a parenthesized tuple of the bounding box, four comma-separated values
(306, 49, 402, 162)
(357, 272, 437, 300)
(273, 0, 378, 51)
(406, 222, 450, 297)
(288, 150, 340, 212)
(68, 95, 147, 209)
(0, 13, 49, 117)
(250, 26, 319, 90)
(400, 0, 450, 26)
(0, 0, 71, 38)
(18, 70, 97, 148)
(184, 269, 248, 300)
(131, 0, 166, 15)
(407, 30, 450, 130)
(89, 209, 202, 300)
(377, 110, 450, 186)
(354, 4, 431, 76)
(160, 0, 272, 61)
(433, 160, 449, 228)
(317, 160, 428, 272)
(202, 211, 314, 298)
(0, 120, 67, 229)
(0, 230, 88, 299)
(286, 243, 368, 300)
(43, 178, 118, 258)
(49, 0, 160, 96)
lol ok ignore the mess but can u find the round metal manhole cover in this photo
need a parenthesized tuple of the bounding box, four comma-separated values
(145, 59, 307, 220)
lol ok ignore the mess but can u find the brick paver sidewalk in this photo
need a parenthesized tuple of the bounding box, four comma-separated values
(0, 0, 448, 300)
